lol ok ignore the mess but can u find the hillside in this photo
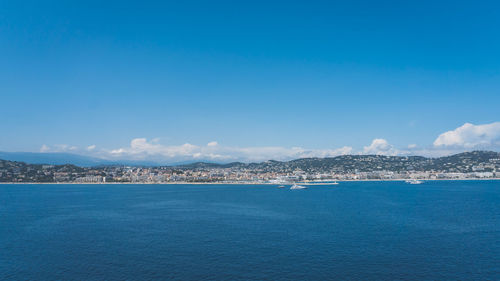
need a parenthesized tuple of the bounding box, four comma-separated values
(178, 151, 500, 173)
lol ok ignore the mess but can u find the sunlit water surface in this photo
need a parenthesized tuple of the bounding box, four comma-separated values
(1, 181, 499, 280)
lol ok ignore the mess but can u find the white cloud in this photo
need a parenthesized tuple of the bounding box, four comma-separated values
(55, 144, 77, 151)
(222, 145, 353, 162)
(207, 141, 218, 147)
(36, 122, 500, 163)
(110, 138, 199, 158)
(105, 138, 353, 163)
(363, 138, 398, 155)
(39, 144, 77, 153)
(433, 122, 500, 148)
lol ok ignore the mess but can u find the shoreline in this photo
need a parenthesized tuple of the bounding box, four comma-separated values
(1, 178, 499, 185)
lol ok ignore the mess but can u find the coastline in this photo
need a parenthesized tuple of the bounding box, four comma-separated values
(1, 178, 499, 185)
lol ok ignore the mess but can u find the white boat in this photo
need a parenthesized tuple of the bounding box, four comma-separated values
(290, 183, 307, 190)
(405, 179, 423, 184)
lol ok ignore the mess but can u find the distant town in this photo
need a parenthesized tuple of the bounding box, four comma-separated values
(1, 151, 499, 184)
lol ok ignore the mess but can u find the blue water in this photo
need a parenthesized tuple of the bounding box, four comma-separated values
(1, 181, 499, 280)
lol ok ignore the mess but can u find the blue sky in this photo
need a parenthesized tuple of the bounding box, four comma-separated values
(1, 0, 499, 162)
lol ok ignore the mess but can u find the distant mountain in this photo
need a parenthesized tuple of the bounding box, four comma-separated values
(0, 150, 499, 172)
(0, 151, 227, 167)
(0, 152, 114, 167)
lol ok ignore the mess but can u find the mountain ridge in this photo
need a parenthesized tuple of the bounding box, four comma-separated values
(1, 151, 499, 172)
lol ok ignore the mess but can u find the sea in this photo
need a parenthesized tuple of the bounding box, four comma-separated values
(1, 181, 499, 280)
